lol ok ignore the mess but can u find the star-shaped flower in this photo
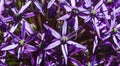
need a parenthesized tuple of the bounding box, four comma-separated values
(44, 20, 86, 65)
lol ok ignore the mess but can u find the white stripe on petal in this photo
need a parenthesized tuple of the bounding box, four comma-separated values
(44, 24, 61, 39)
(62, 20, 67, 35)
(18, 1, 32, 14)
(45, 40, 61, 50)
(57, 14, 71, 20)
(1, 44, 18, 51)
(47, 0, 55, 9)
(67, 40, 86, 49)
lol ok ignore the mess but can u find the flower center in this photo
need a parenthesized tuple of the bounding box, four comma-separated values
(61, 36, 68, 42)
(107, 0, 112, 3)
(91, 10, 97, 15)
(72, 8, 79, 15)
(19, 39, 25, 45)
(113, 28, 118, 33)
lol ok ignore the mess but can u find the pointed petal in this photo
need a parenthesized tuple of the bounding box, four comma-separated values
(113, 35, 120, 49)
(24, 12, 36, 18)
(36, 52, 43, 65)
(24, 44, 37, 52)
(94, 0, 103, 10)
(11, 8, 18, 14)
(70, 0, 76, 7)
(18, 47, 24, 59)
(21, 20, 25, 39)
(43, 24, 61, 39)
(18, 1, 32, 14)
(84, 0, 92, 7)
(1, 44, 18, 51)
(115, 6, 120, 14)
(102, 4, 110, 19)
(10, 23, 19, 33)
(45, 40, 61, 50)
(93, 36, 98, 53)
(64, 5, 72, 12)
(34, 1, 44, 15)
(57, 13, 71, 20)
(0, 0, 4, 15)
(67, 40, 86, 49)
(1, 16, 14, 22)
(84, 16, 91, 23)
(74, 16, 78, 31)
(70, 58, 82, 66)
(47, 0, 55, 9)
(61, 45, 68, 65)
(78, 7, 90, 14)
(21, 19, 33, 34)
(92, 18, 100, 38)
(62, 20, 67, 35)
(116, 23, 120, 28)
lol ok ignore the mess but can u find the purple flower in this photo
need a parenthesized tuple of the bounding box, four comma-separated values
(44, 20, 86, 65)
(8, 20, 37, 59)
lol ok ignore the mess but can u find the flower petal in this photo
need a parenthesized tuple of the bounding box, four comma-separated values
(0, 0, 4, 15)
(45, 40, 61, 50)
(62, 20, 67, 35)
(74, 16, 78, 31)
(84, 0, 92, 8)
(61, 45, 68, 65)
(57, 13, 71, 20)
(93, 36, 98, 53)
(1, 44, 18, 51)
(21, 19, 34, 34)
(47, 0, 55, 9)
(94, 0, 103, 10)
(24, 44, 37, 52)
(113, 35, 120, 49)
(67, 40, 86, 49)
(34, 1, 44, 15)
(21, 20, 25, 39)
(70, 0, 76, 7)
(36, 51, 43, 65)
(64, 5, 72, 12)
(70, 58, 83, 66)
(92, 18, 100, 38)
(18, 1, 32, 14)
(43, 24, 61, 39)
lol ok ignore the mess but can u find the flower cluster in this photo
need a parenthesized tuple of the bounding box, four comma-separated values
(1, 0, 120, 66)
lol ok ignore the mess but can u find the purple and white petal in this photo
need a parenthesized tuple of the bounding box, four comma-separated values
(47, 0, 55, 9)
(21, 19, 34, 34)
(0, 0, 4, 15)
(62, 20, 67, 36)
(67, 40, 86, 49)
(36, 52, 43, 65)
(1, 44, 18, 51)
(94, 0, 103, 10)
(113, 35, 120, 49)
(92, 18, 100, 38)
(70, 58, 83, 66)
(45, 40, 61, 50)
(24, 44, 37, 53)
(34, 1, 44, 15)
(74, 16, 78, 31)
(64, 5, 72, 12)
(44, 24, 61, 39)
(57, 13, 71, 20)
(21, 20, 25, 39)
(61, 45, 68, 65)
(70, 0, 76, 7)
(93, 36, 98, 53)
(84, 0, 92, 8)
(18, 1, 32, 14)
